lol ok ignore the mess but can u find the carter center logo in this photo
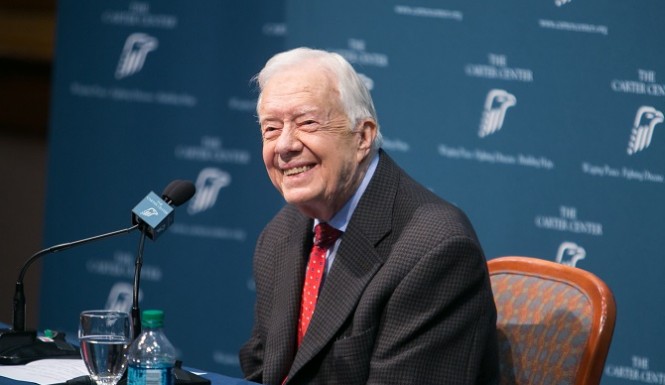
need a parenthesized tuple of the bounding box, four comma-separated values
(141, 207, 159, 217)
(115, 32, 158, 79)
(627, 106, 663, 155)
(478, 89, 516, 138)
(188, 167, 232, 215)
(555, 241, 586, 267)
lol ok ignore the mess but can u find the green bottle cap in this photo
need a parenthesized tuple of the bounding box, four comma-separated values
(141, 309, 165, 328)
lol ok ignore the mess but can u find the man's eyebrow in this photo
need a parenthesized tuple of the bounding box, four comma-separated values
(258, 114, 284, 125)
(260, 107, 321, 122)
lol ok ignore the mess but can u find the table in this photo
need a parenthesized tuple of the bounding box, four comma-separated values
(0, 371, 257, 385)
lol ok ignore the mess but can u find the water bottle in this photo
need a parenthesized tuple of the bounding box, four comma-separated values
(126, 309, 177, 385)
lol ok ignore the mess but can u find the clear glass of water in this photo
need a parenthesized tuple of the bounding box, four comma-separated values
(78, 310, 133, 385)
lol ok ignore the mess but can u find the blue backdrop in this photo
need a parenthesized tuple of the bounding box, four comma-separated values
(41, 1, 664, 383)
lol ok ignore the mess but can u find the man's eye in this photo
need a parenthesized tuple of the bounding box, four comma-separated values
(299, 120, 318, 130)
(262, 127, 280, 139)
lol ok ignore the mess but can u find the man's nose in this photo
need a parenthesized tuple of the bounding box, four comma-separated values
(274, 125, 302, 154)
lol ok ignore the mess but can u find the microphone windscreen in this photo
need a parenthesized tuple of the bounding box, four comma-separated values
(162, 180, 196, 207)
(161, 180, 182, 201)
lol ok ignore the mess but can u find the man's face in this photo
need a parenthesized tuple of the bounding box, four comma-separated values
(258, 65, 374, 220)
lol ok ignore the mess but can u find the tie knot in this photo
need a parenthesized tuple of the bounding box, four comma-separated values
(314, 223, 343, 249)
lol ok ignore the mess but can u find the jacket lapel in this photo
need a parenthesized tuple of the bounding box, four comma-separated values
(264, 213, 312, 384)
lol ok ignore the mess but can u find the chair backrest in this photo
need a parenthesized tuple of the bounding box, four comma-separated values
(488, 256, 616, 385)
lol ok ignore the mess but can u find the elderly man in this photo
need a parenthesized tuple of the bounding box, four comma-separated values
(239, 47, 499, 385)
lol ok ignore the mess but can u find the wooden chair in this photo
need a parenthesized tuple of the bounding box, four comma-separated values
(488, 256, 616, 385)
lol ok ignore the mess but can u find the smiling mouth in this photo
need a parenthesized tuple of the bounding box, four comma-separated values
(283, 165, 313, 176)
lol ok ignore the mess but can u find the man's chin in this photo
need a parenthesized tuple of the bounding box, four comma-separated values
(283, 195, 314, 207)
(281, 185, 316, 203)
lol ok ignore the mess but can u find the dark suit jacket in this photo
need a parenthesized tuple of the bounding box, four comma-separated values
(240, 151, 499, 385)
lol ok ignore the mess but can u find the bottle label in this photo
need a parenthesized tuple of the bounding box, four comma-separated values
(127, 365, 173, 385)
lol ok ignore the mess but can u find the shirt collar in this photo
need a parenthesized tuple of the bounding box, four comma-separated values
(315, 152, 380, 232)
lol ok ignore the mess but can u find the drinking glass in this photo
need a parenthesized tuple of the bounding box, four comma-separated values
(78, 310, 133, 385)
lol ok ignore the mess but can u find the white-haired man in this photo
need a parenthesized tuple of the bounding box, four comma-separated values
(240, 47, 499, 385)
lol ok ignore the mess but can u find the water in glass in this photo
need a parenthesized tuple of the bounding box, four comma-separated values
(79, 310, 132, 385)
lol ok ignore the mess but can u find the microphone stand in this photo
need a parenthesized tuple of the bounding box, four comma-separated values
(0, 225, 140, 365)
(131, 230, 147, 339)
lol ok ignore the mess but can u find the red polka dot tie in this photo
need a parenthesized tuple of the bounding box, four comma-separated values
(297, 223, 343, 346)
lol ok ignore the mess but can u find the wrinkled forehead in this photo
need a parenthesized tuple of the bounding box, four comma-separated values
(258, 65, 341, 115)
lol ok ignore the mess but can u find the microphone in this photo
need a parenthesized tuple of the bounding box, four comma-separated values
(131, 180, 196, 240)
(0, 180, 195, 365)
(129, 180, 195, 337)
(122, 180, 207, 385)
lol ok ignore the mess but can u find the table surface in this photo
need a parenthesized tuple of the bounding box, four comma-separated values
(0, 371, 258, 385)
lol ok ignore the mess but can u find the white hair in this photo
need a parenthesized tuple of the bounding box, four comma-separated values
(254, 47, 383, 150)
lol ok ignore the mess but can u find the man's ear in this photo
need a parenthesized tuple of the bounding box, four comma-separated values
(356, 119, 377, 154)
